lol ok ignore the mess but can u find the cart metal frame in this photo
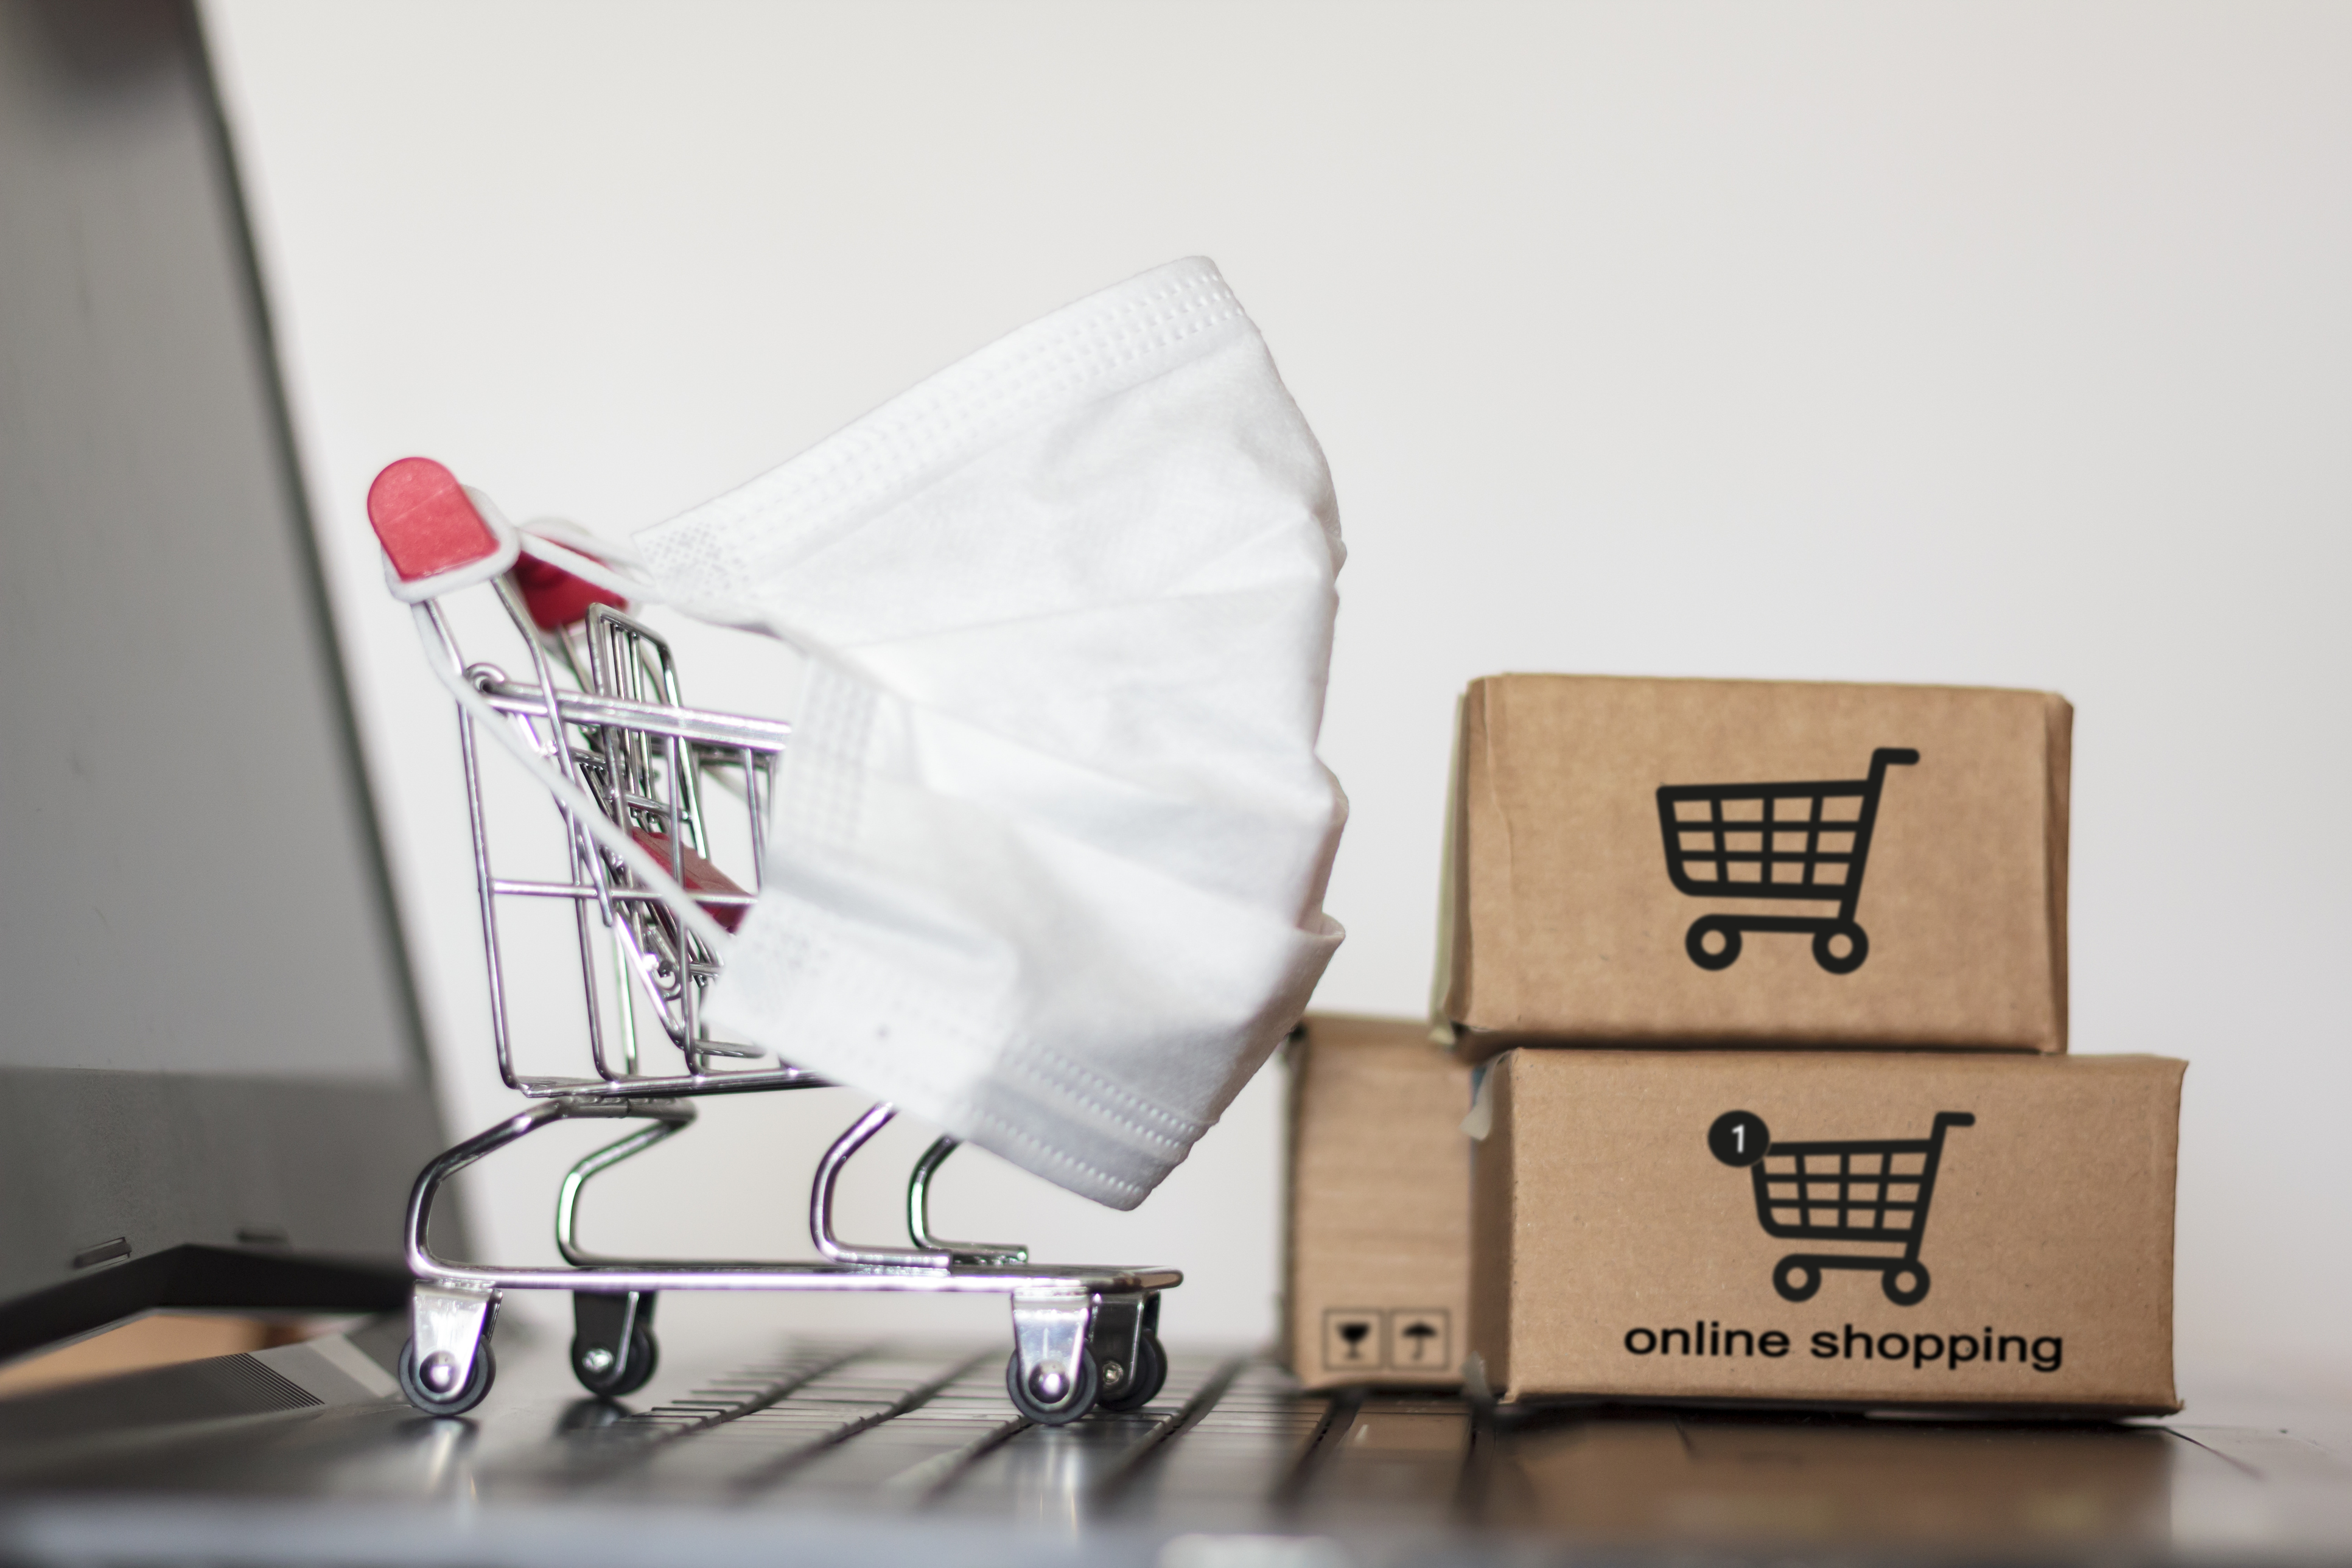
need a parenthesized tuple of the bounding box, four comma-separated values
(367, 458, 1175, 1423)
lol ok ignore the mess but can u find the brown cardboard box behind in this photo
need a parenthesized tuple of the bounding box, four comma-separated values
(1283, 1015, 1472, 1389)
(1438, 674, 2070, 1058)
(1470, 1049, 2182, 1413)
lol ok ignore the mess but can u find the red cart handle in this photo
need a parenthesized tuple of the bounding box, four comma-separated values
(367, 457, 520, 602)
(509, 526, 631, 631)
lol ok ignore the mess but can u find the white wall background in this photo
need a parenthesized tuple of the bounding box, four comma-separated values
(204, 1, 2350, 1376)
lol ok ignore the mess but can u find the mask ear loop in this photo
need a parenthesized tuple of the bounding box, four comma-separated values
(483, 530, 854, 940)
(505, 524, 850, 835)
(365, 463, 737, 961)
(514, 527, 653, 604)
(495, 512, 877, 891)
(409, 600, 735, 960)
(528, 522, 856, 676)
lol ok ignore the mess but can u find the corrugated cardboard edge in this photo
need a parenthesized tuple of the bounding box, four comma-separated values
(1428, 692, 1468, 1041)
(1468, 1052, 1516, 1399)
(2045, 693, 2074, 1051)
(1276, 1022, 1311, 1380)
(2149, 1053, 2185, 1413)
(1449, 1032, 2056, 1067)
(1468, 1390, 2184, 1420)
(1437, 681, 1507, 1029)
(1441, 676, 1534, 1034)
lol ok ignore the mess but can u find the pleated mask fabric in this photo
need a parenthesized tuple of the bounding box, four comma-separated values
(634, 257, 1347, 1209)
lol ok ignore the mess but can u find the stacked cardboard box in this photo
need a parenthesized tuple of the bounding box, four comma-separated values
(1281, 1015, 1472, 1390)
(1284, 673, 2184, 1415)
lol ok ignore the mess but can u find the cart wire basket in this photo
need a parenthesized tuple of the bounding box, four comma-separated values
(1655, 746, 1919, 974)
(366, 457, 1176, 1424)
(1710, 1108, 1973, 1307)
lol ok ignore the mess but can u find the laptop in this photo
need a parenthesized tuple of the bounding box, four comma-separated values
(3, 4, 2351, 1563)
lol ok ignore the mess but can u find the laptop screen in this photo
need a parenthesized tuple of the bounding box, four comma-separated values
(0, 0, 444, 1352)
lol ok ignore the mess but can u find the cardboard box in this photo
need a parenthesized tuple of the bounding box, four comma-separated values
(1437, 674, 2071, 1059)
(1282, 1014, 1473, 1389)
(1468, 1049, 2183, 1414)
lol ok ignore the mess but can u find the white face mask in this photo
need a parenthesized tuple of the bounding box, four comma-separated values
(634, 257, 1347, 1210)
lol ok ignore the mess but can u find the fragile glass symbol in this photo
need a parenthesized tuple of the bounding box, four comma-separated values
(1324, 1308, 1449, 1371)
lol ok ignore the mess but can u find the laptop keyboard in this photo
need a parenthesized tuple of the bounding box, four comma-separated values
(487, 1343, 1343, 1517)
(2, 1335, 2331, 1562)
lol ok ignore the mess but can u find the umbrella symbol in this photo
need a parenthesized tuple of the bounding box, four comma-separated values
(1398, 1321, 1438, 1362)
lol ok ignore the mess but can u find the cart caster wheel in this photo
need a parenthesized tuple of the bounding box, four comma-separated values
(1881, 1262, 1930, 1306)
(1007, 1348, 1099, 1426)
(1687, 919, 1741, 971)
(398, 1337, 494, 1416)
(1773, 1258, 1822, 1303)
(1094, 1329, 1167, 1413)
(571, 1323, 658, 1399)
(1812, 923, 1867, 975)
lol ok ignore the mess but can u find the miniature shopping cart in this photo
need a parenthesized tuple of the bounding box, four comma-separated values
(1656, 747, 1918, 974)
(366, 457, 1175, 1424)
(1709, 1108, 1972, 1306)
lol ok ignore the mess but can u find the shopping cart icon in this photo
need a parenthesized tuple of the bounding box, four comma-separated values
(1656, 747, 1918, 973)
(1709, 1108, 1973, 1306)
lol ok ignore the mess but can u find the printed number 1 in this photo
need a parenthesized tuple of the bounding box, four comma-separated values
(1707, 1109, 1771, 1169)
